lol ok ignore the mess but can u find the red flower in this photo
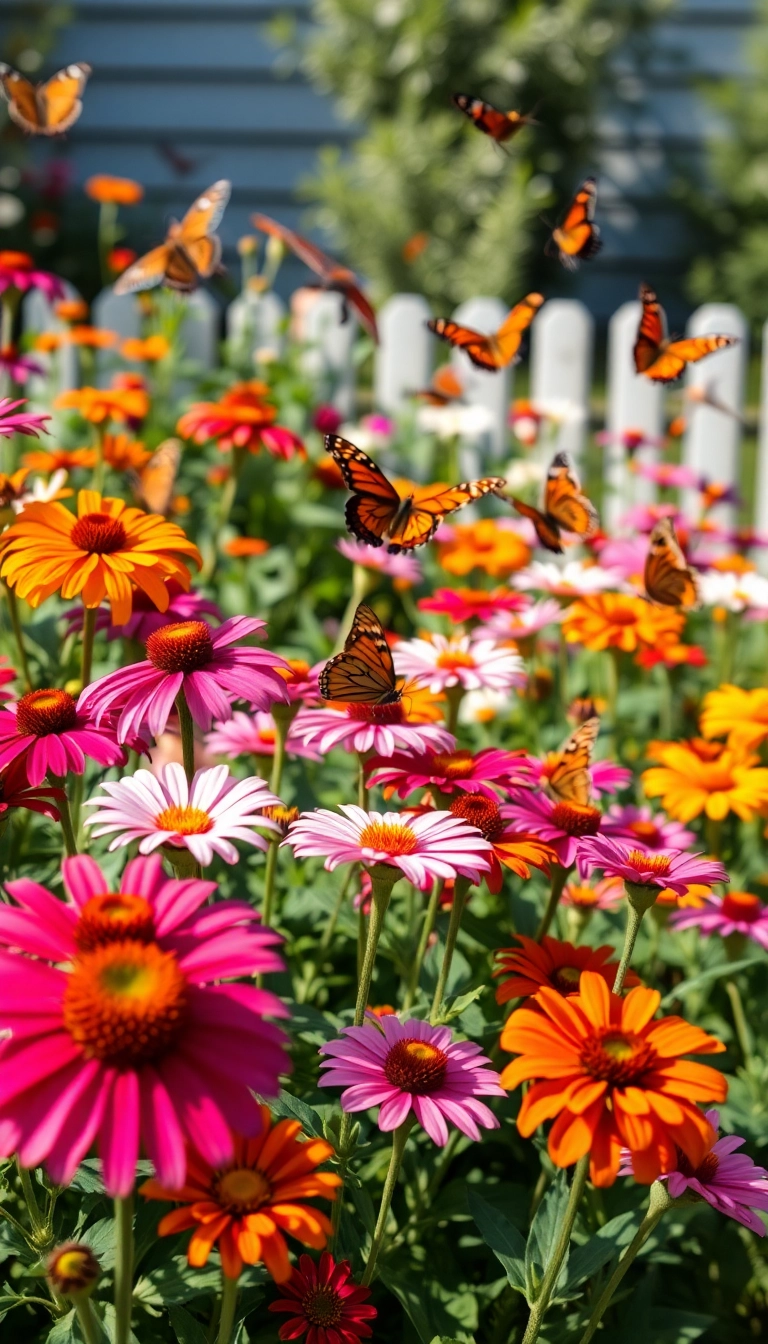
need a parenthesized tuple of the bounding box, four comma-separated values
(494, 933, 638, 1005)
(269, 1252, 376, 1344)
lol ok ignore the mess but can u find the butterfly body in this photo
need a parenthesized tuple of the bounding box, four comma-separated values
(633, 284, 737, 384)
(0, 62, 91, 135)
(252, 213, 378, 343)
(543, 717, 600, 807)
(511, 450, 598, 553)
(113, 181, 231, 296)
(320, 602, 400, 704)
(547, 178, 601, 270)
(644, 518, 701, 610)
(427, 293, 543, 371)
(451, 92, 537, 144)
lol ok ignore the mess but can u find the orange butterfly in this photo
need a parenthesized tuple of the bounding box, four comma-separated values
(133, 439, 181, 516)
(326, 434, 506, 553)
(542, 718, 600, 807)
(428, 294, 544, 372)
(320, 602, 400, 705)
(633, 284, 737, 384)
(452, 93, 538, 145)
(411, 365, 465, 406)
(547, 178, 601, 270)
(113, 181, 231, 296)
(511, 451, 599, 553)
(252, 213, 378, 343)
(0, 62, 91, 135)
(644, 518, 701, 611)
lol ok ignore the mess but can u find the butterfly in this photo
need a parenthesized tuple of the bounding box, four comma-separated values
(542, 718, 600, 807)
(546, 178, 601, 270)
(411, 365, 464, 405)
(326, 434, 506, 553)
(644, 518, 701, 610)
(252, 213, 378, 343)
(132, 439, 181, 516)
(634, 284, 738, 384)
(0, 62, 91, 135)
(511, 451, 599, 553)
(451, 93, 538, 145)
(320, 602, 400, 705)
(113, 181, 231, 296)
(428, 294, 544, 372)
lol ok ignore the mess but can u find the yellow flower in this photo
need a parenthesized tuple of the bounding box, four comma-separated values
(642, 738, 768, 823)
(437, 519, 530, 577)
(121, 335, 171, 362)
(562, 592, 684, 653)
(700, 684, 768, 752)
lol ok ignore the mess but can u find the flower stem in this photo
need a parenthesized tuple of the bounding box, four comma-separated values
(4, 584, 31, 691)
(613, 882, 659, 993)
(577, 1181, 672, 1344)
(58, 791, 79, 858)
(319, 866, 354, 954)
(362, 1116, 414, 1286)
(175, 689, 196, 785)
(430, 875, 470, 1023)
(535, 863, 569, 942)
(216, 1272, 239, 1344)
(444, 683, 465, 736)
(74, 1297, 101, 1344)
(80, 605, 97, 690)
(521, 1154, 590, 1344)
(725, 978, 754, 1068)
(354, 866, 398, 1026)
(334, 563, 375, 654)
(113, 1193, 134, 1344)
(403, 877, 443, 1010)
(17, 1162, 44, 1237)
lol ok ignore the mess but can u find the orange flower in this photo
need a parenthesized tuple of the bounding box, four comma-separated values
(0, 468, 30, 509)
(140, 1106, 341, 1281)
(121, 335, 171, 362)
(22, 447, 97, 473)
(400, 682, 445, 724)
(447, 792, 555, 889)
(655, 883, 711, 910)
(102, 434, 151, 472)
(500, 971, 727, 1186)
(85, 175, 144, 206)
(642, 737, 768, 823)
(224, 537, 270, 558)
(402, 231, 430, 263)
(55, 384, 150, 425)
(177, 381, 277, 453)
(312, 454, 347, 491)
(36, 327, 117, 351)
(54, 299, 89, 324)
(494, 934, 637, 1004)
(437, 519, 531, 578)
(0, 489, 202, 625)
(700, 684, 768, 752)
(562, 593, 684, 653)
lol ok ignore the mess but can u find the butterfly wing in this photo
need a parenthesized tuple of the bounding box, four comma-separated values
(415, 365, 464, 404)
(492, 292, 545, 366)
(633, 284, 666, 374)
(647, 335, 738, 385)
(135, 439, 181, 515)
(326, 434, 400, 547)
(427, 318, 495, 371)
(644, 519, 701, 610)
(544, 451, 599, 537)
(388, 478, 507, 552)
(0, 66, 42, 132)
(113, 244, 174, 296)
(177, 180, 231, 244)
(550, 178, 601, 270)
(252, 212, 355, 285)
(544, 717, 600, 805)
(36, 63, 92, 134)
(320, 602, 399, 704)
(452, 92, 517, 142)
(510, 498, 563, 553)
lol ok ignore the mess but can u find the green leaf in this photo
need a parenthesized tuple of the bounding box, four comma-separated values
(648, 1308, 716, 1343)
(660, 956, 765, 1006)
(264, 1091, 326, 1138)
(466, 1190, 526, 1294)
(79, 1217, 116, 1272)
(525, 1171, 569, 1304)
(378, 1262, 473, 1344)
(284, 1001, 341, 1040)
(563, 1210, 642, 1292)
(446, 986, 486, 1019)
(168, 1304, 209, 1344)
(45, 1311, 77, 1343)
(134, 1255, 221, 1306)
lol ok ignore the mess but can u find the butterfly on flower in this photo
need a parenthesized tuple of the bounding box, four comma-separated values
(511, 451, 599, 553)
(326, 434, 506, 553)
(633, 284, 738, 384)
(411, 365, 465, 406)
(320, 602, 400, 705)
(113, 180, 231, 295)
(644, 518, 701, 611)
(132, 439, 181, 516)
(252, 213, 378, 343)
(0, 62, 91, 135)
(451, 92, 538, 146)
(427, 294, 544, 372)
(546, 178, 601, 270)
(542, 718, 600, 807)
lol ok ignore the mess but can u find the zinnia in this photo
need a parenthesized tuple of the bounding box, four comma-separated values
(494, 934, 637, 1004)
(269, 1253, 377, 1344)
(562, 592, 685, 652)
(641, 738, 768, 823)
(700, 684, 768, 752)
(436, 519, 531, 577)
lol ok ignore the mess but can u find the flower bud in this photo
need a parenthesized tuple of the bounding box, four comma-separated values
(47, 1242, 100, 1298)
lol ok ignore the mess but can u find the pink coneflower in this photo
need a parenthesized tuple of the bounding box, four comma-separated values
(0, 869, 288, 1196)
(669, 890, 768, 948)
(512, 561, 625, 596)
(393, 633, 523, 695)
(0, 689, 125, 785)
(0, 397, 50, 440)
(577, 834, 729, 893)
(318, 1015, 504, 1146)
(417, 588, 527, 624)
(290, 703, 454, 759)
(78, 616, 290, 742)
(205, 710, 321, 763)
(284, 805, 491, 889)
(484, 598, 564, 640)
(276, 658, 322, 706)
(562, 876, 624, 910)
(366, 746, 529, 802)
(595, 428, 663, 455)
(0, 756, 63, 821)
(501, 789, 603, 869)
(632, 461, 698, 489)
(269, 1252, 376, 1344)
(336, 538, 422, 586)
(602, 803, 695, 852)
(0, 251, 64, 301)
(0, 346, 44, 384)
(84, 762, 282, 866)
(64, 581, 222, 645)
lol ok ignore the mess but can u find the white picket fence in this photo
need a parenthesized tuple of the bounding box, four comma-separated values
(22, 284, 762, 541)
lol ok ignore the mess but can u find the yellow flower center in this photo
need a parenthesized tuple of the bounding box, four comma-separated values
(552, 965, 582, 990)
(154, 805, 213, 835)
(628, 820, 660, 843)
(384, 1038, 448, 1093)
(70, 511, 128, 555)
(146, 620, 214, 673)
(626, 850, 671, 876)
(436, 650, 476, 670)
(550, 802, 602, 837)
(62, 940, 188, 1067)
(261, 804, 299, 833)
(358, 821, 418, 856)
(217, 1167, 272, 1212)
(15, 688, 78, 736)
(431, 750, 475, 779)
(581, 1030, 656, 1086)
(75, 893, 156, 951)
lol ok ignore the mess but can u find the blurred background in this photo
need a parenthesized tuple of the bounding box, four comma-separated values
(0, 0, 766, 328)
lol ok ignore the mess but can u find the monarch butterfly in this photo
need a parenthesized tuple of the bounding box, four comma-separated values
(427, 294, 544, 372)
(644, 518, 701, 610)
(326, 434, 506, 553)
(542, 718, 600, 807)
(113, 181, 231, 296)
(0, 62, 91, 135)
(451, 92, 538, 144)
(511, 451, 599, 553)
(412, 365, 465, 406)
(320, 602, 400, 705)
(633, 284, 738, 384)
(252, 214, 378, 343)
(547, 178, 601, 270)
(133, 439, 181, 516)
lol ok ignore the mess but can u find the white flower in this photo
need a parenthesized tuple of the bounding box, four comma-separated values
(512, 560, 626, 596)
(416, 403, 495, 439)
(393, 633, 524, 694)
(458, 688, 511, 725)
(698, 570, 768, 613)
(503, 459, 546, 493)
(13, 468, 70, 513)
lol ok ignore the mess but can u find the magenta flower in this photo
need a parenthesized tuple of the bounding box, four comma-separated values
(205, 710, 321, 762)
(291, 703, 454, 759)
(0, 252, 64, 301)
(276, 658, 322, 706)
(633, 461, 698, 489)
(0, 347, 44, 384)
(313, 404, 343, 434)
(0, 688, 125, 786)
(336, 538, 422, 585)
(259, 425, 306, 461)
(64, 581, 222, 645)
(366, 746, 529, 802)
(577, 833, 729, 893)
(393, 633, 523, 694)
(0, 397, 50, 440)
(418, 588, 528, 624)
(670, 890, 768, 949)
(319, 1016, 504, 1146)
(284, 805, 492, 889)
(602, 803, 696, 853)
(501, 789, 604, 868)
(78, 616, 290, 742)
(0, 856, 288, 1196)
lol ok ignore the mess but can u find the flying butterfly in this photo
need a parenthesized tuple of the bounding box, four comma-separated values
(644, 518, 701, 611)
(326, 433, 506, 553)
(546, 178, 601, 270)
(412, 365, 465, 406)
(113, 180, 231, 296)
(0, 62, 91, 135)
(633, 284, 737, 384)
(428, 294, 544, 372)
(132, 439, 181, 516)
(252, 213, 378, 343)
(320, 602, 400, 705)
(511, 451, 599, 553)
(451, 92, 538, 145)
(542, 717, 600, 808)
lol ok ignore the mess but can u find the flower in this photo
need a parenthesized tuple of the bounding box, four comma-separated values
(140, 1107, 340, 1281)
(637, 1110, 768, 1234)
(225, 537, 270, 558)
(416, 402, 494, 438)
(65, 580, 221, 646)
(177, 381, 288, 456)
(562, 876, 624, 910)
(313, 404, 343, 434)
(601, 804, 696, 853)
(47, 1242, 101, 1298)
(0, 250, 64, 301)
(577, 834, 729, 894)
(85, 175, 144, 205)
(276, 659, 322, 706)
(485, 598, 564, 639)
(595, 427, 663, 455)
(101, 433, 151, 472)
(562, 593, 685, 653)
(366, 746, 528, 801)
(121, 335, 170, 362)
(269, 1252, 376, 1344)
(0, 860, 287, 1195)
(632, 461, 698, 489)
(0, 466, 31, 511)
(84, 762, 282, 866)
(319, 1016, 504, 1146)
(0, 490, 201, 625)
(55, 384, 150, 425)
(0, 689, 126, 786)
(656, 884, 712, 910)
(0, 397, 50, 439)
(509, 398, 544, 446)
(0, 344, 43, 383)
(23, 447, 97, 474)
(698, 570, 768, 616)
(55, 299, 89, 323)
(313, 454, 346, 490)
(417, 587, 527, 624)
(0, 756, 64, 821)
(512, 560, 626, 596)
(290, 702, 453, 759)
(700, 684, 768, 751)
(494, 934, 636, 1004)
(501, 789, 603, 868)
(79, 616, 290, 740)
(636, 643, 708, 670)
(37, 327, 118, 352)
(205, 711, 321, 763)
(500, 971, 727, 1185)
(437, 519, 531, 577)
(669, 890, 768, 949)
(445, 793, 556, 890)
(284, 805, 491, 889)
(393, 633, 523, 695)
(641, 739, 768, 823)
(108, 247, 137, 274)
(336, 538, 422, 586)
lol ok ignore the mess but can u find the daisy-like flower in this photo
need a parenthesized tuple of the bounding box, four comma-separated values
(0, 397, 50, 440)
(437, 519, 531, 578)
(85, 175, 144, 205)
(0, 756, 64, 822)
(284, 805, 491, 890)
(55, 384, 150, 426)
(416, 403, 494, 438)
(79, 616, 290, 741)
(277, 658, 322, 706)
(12, 468, 71, 515)
(418, 587, 527, 624)
(205, 710, 321, 763)
(319, 1016, 504, 1146)
(562, 593, 685, 654)
(698, 571, 768, 615)
(512, 560, 625, 597)
(84, 762, 282, 866)
(366, 746, 528, 802)
(0, 249, 64, 301)
(0, 689, 125, 786)
(577, 834, 729, 894)
(177, 381, 304, 460)
(494, 933, 636, 1004)
(64, 581, 222, 646)
(501, 789, 603, 869)
(485, 598, 564, 640)
(669, 890, 768, 949)
(595, 427, 663, 456)
(101, 433, 152, 473)
(37, 326, 118, 353)
(445, 792, 555, 891)
(270, 1253, 376, 1344)
(121, 335, 171, 362)
(336, 538, 422, 586)
(0, 344, 43, 383)
(290, 701, 453, 759)
(393, 633, 523, 695)
(23, 446, 97, 474)
(602, 803, 695, 853)
(636, 643, 708, 671)
(641, 738, 768, 823)
(594, 535, 649, 583)
(0, 490, 201, 625)
(561, 876, 624, 911)
(509, 398, 544, 446)
(140, 1108, 340, 1281)
(656, 884, 712, 911)
(700, 684, 768, 752)
(632, 461, 698, 489)
(500, 971, 727, 1186)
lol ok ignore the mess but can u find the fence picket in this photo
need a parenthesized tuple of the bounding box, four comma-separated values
(603, 300, 665, 528)
(374, 293, 433, 414)
(754, 320, 768, 562)
(529, 299, 593, 465)
(681, 303, 749, 528)
(301, 291, 358, 418)
(21, 287, 80, 393)
(226, 290, 286, 364)
(449, 297, 510, 458)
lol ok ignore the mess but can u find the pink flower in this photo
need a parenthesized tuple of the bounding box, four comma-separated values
(595, 428, 663, 453)
(0, 252, 64, 301)
(84, 762, 282, 866)
(291, 702, 454, 759)
(0, 347, 44, 384)
(284, 805, 492, 889)
(393, 634, 523, 694)
(602, 803, 696, 852)
(78, 616, 290, 742)
(577, 834, 729, 893)
(501, 789, 604, 869)
(417, 588, 527, 624)
(619, 502, 681, 534)
(259, 425, 306, 461)
(313, 404, 343, 434)
(205, 710, 321, 762)
(336, 538, 422, 586)
(0, 397, 50, 440)
(318, 1016, 504, 1146)
(269, 1252, 377, 1344)
(512, 561, 625, 596)
(0, 856, 287, 1195)
(366, 746, 528, 802)
(0, 688, 125, 786)
(485, 598, 564, 639)
(592, 535, 648, 582)
(64, 581, 222, 645)
(669, 890, 768, 949)
(633, 461, 698, 489)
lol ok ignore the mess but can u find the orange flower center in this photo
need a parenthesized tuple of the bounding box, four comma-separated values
(301, 1286, 344, 1329)
(75, 894, 156, 951)
(384, 1038, 448, 1094)
(16, 688, 78, 737)
(676, 1148, 720, 1182)
(286, 658, 310, 679)
(62, 940, 188, 1067)
(721, 891, 762, 923)
(346, 702, 404, 724)
(431, 750, 475, 779)
(605, 608, 638, 627)
(358, 821, 417, 855)
(435, 650, 476, 671)
(154, 805, 213, 835)
(216, 1166, 272, 1212)
(628, 820, 660, 844)
(552, 965, 583, 991)
(550, 802, 602, 837)
(261, 804, 299, 832)
(626, 850, 671, 876)
(565, 885, 599, 907)
(449, 792, 503, 840)
(580, 1029, 656, 1086)
(70, 512, 128, 555)
(0, 251, 32, 270)
(146, 620, 214, 673)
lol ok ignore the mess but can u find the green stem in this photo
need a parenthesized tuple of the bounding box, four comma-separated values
(113, 1194, 134, 1344)
(17, 1162, 44, 1237)
(175, 690, 196, 786)
(216, 1272, 239, 1344)
(333, 564, 375, 654)
(4, 585, 32, 691)
(521, 1154, 590, 1344)
(403, 877, 443, 1011)
(444, 683, 465, 737)
(725, 978, 754, 1067)
(354, 866, 398, 1026)
(74, 1297, 101, 1344)
(613, 882, 659, 993)
(577, 1181, 672, 1344)
(80, 606, 97, 691)
(319, 866, 354, 954)
(430, 876, 470, 1023)
(535, 864, 569, 942)
(58, 791, 79, 858)
(361, 1117, 414, 1286)
(706, 816, 722, 858)
(262, 838, 279, 931)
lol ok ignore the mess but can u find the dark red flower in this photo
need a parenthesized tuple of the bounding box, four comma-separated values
(269, 1252, 376, 1344)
